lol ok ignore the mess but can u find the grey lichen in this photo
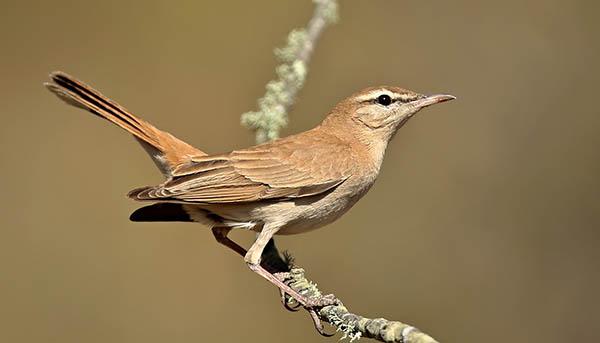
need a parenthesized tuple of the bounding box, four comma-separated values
(274, 29, 309, 62)
(327, 308, 362, 342)
(241, 0, 339, 143)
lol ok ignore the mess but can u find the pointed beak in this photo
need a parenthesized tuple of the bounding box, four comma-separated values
(411, 94, 456, 109)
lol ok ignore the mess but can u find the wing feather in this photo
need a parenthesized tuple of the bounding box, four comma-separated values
(128, 132, 356, 203)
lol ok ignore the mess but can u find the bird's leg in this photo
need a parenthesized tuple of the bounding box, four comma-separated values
(214, 225, 337, 335)
(244, 224, 339, 309)
(211, 227, 298, 310)
(211, 227, 247, 257)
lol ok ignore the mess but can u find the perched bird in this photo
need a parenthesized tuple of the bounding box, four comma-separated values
(45, 71, 454, 308)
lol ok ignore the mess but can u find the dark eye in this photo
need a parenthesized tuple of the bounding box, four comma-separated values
(376, 94, 392, 106)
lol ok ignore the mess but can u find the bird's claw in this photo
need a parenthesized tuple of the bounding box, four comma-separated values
(301, 293, 340, 336)
(279, 289, 302, 312)
(273, 271, 339, 336)
(309, 308, 335, 337)
(274, 272, 302, 311)
(287, 292, 340, 336)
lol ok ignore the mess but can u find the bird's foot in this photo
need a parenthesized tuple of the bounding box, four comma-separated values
(249, 262, 340, 336)
(274, 272, 302, 311)
(304, 294, 339, 336)
(308, 308, 335, 337)
(281, 291, 338, 336)
(299, 294, 340, 337)
(304, 293, 339, 308)
(279, 288, 303, 311)
(274, 271, 339, 336)
(274, 270, 340, 309)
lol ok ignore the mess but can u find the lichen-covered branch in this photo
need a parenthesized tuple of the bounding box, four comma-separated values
(241, 1, 441, 342)
(241, 0, 339, 143)
(278, 267, 440, 343)
(261, 241, 440, 343)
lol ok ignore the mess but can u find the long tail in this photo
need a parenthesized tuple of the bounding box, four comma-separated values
(45, 71, 204, 176)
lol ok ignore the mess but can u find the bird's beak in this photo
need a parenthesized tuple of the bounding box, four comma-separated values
(411, 94, 456, 109)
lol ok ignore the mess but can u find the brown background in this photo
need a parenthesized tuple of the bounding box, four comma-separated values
(1, 1, 599, 342)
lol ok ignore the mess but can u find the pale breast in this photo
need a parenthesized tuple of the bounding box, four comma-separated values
(258, 173, 377, 235)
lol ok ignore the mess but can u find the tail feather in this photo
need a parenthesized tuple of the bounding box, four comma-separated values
(45, 71, 205, 176)
(130, 203, 192, 222)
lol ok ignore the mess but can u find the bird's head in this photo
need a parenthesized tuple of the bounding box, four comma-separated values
(323, 86, 455, 145)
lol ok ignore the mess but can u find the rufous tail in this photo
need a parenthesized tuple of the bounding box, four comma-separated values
(45, 71, 204, 176)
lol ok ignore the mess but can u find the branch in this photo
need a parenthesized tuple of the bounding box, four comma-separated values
(262, 241, 440, 343)
(241, 1, 441, 342)
(241, 0, 339, 143)
(284, 267, 439, 342)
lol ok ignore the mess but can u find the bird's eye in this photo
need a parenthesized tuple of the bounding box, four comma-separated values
(376, 94, 392, 106)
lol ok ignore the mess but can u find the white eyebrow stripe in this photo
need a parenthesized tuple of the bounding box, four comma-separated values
(356, 90, 418, 103)
(397, 93, 417, 102)
(355, 90, 396, 102)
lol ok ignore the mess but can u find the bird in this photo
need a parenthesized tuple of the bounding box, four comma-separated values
(45, 71, 455, 308)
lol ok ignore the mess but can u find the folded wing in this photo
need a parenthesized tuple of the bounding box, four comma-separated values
(128, 134, 356, 204)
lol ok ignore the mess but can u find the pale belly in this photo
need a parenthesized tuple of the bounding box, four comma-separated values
(268, 192, 362, 235)
(190, 177, 375, 236)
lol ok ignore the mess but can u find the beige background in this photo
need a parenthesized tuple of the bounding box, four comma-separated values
(1, 1, 599, 342)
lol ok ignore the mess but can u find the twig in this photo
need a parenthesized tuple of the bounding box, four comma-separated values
(242, 1, 441, 342)
(241, 0, 339, 143)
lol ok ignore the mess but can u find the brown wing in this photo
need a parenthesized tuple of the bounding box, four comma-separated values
(128, 132, 356, 203)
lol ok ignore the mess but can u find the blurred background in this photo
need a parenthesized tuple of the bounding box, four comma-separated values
(1, 1, 599, 342)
